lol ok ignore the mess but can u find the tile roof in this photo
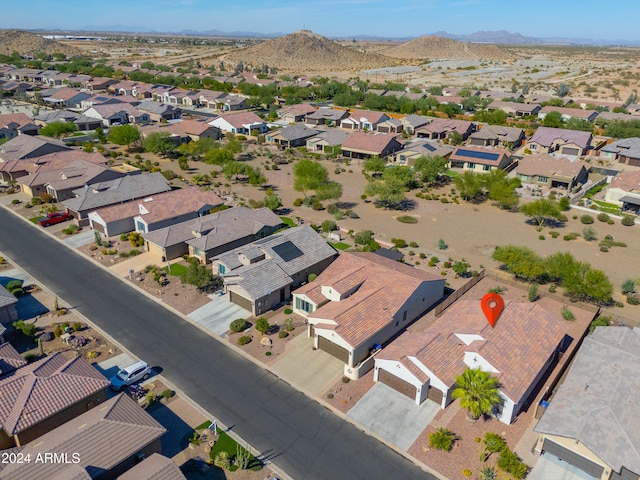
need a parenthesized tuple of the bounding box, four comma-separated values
(377, 299, 568, 403)
(118, 453, 187, 480)
(449, 145, 511, 166)
(539, 106, 598, 119)
(64, 172, 171, 213)
(92, 188, 223, 224)
(341, 131, 399, 154)
(469, 125, 524, 143)
(488, 101, 540, 114)
(535, 327, 640, 474)
(272, 124, 320, 141)
(344, 109, 387, 125)
(306, 130, 350, 146)
(137, 100, 180, 115)
(528, 126, 592, 149)
(215, 225, 337, 301)
(0, 353, 110, 436)
(516, 154, 587, 179)
(0, 343, 26, 377)
(144, 206, 281, 249)
(0, 135, 70, 162)
(305, 107, 348, 121)
(608, 170, 640, 193)
(19, 160, 113, 190)
(298, 252, 443, 347)
(0, 284, 18, 309)
(417, 118, 472, 135)
(210, 111, 264, 129)
(0, 393, 166, 480)
(0, 112, 36, 130)
(278, 103, 316, 118)
(601, 137, 640, 161)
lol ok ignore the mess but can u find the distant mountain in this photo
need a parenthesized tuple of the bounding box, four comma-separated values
(180, 29, 285, 38)
(427, 30, 640, 46)
(82, 25, 154, 33)
(381, 35, 512, 61)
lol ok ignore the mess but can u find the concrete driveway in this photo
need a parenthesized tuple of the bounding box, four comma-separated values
(528, 453, 599, 480)
(109, 251, 157, 277)
(0, 268, 35, 287)
(187, 292, 251, 337)
(347, 382, 440, 451)
(63, 229, 96, 248)
(271, 335, 343, 395)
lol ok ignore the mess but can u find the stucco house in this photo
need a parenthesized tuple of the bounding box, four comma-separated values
(604, 170, 640, 214)
(600, 137, 640, 167)
(306, 130, 351, 154)
(373, 293, 578, 424)
(212, 225, 338, 316)
(448, 146, 513, 172)
(209, 111, 267, 135)
(341, 131, 403, 159)
(0, 353, 110, 449)
(305, 107, 349, 126)
(468, 125, 525, 149)
(516, 154, 589, 190)
(0, 113, 40, 140)
(527, 126, 592, 157)
(293, 252, 444, 378)
(339, 109, 389, 131)
(487, 101, 541, 117)
(392, 139, 453, 167)
(267, 124, 320, 149)
(415, 118, 474, 141)
(142, 206, 282, 262)
(537, 106, 598, 123)
(278, 103, 316, 123)
(0, 285, 18, 335)
(534, 327, 640, 480)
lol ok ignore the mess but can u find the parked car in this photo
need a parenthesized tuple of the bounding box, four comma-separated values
(39, 211, 71, 227)
(109, 360, 151, 391)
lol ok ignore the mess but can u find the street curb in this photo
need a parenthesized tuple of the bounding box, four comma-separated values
(0, 201, 444, 480)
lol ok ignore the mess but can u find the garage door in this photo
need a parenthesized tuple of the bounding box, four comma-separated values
(541, 439, 604, 478)
(317, 336, 349, 363)
(229, 291, 253, 312)
(92, 222, 106, 235)
(561, 147, 580, 156)
(427, 386, 443, 404)
(378, 368, 416, 401)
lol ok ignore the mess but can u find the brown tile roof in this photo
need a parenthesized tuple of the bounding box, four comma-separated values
(417, 118, 472, 135)
(0, 112, 35, 129)
(302, 252, 443, 347)
(118, 453, 186, 480)
(609, 170, 640, 193)
(0, 353, 110, 435)
(539, 106, 597, 119)
(212, 111, 263, 129)
(345, 109, 387, 125)
(341, 131, 399, 154)
(517, 153, 587, 179)
(0, 343, 26, 377)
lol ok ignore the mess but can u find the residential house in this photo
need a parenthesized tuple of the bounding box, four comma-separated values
(34, 110, 80, 126)
(341, 132, 403, 159)
(534, 327, 640, 480)
(600, 137, 640, 167)
(305, 107, 349, 126)
(415, 118, 474, 141)
(143, 206, 282, 262)
(595, 111, 634, 123)
(18, 159, 124, 201)
(267, 124, 320, 149)
(604, 170, 640, 214)
(0, 136, 71, 181)
(527, 126, 592, 156)
(373, 283, 589, 424)
(538, 106, 598, 123)
(0, 353, 110, 449)
(0, 343, 26, 378)
(431, 96, 464, 109)
(88, 188, 224, 237)
(0, 285, 19, 335)
(376, 118, 404, 134)
(198, 90, 227, 109)
(293, 252, 444, 378)
(40, 71, 72, 86)
(209, 112, 267, 135)
(63, 172, 171, 226)
(118, 453, 187, 480)
(339, 109, 389, 131)
(401, 114, 430, 134)
(212, 225, 338, 316)
(84, 77, 118, 91)
(138, 123, 190, 145)
(0, 393, 166, 480)
(487, 101, 541, 117)
(468, 125, 525, 149)
(0, 81, 33, 96)
(516, 154, 589, 190)
(41, 88, 91, 109)
(218, 94, 248, 111)
(149, 84, 175, 101)
(306, 130, 351, 154)
(109, 80, 138, 96)
(477, 90, 520, 101)
(278, 103, 316, 123)
(83, 104, 150, 127)
(0, 113, 40, 140)
(448, 146, 513, 172)
(136, 100, 181, 122)
(392, 139, 453, 167)
(177, 119, 222, 141)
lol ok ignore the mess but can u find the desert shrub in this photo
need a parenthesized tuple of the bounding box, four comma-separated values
(497, 447, 528, 480)
(607, 219, 614, 224)
(428, 428, 456, 451)
(128, 232, 145, 247)
(396, 215, 418, 224)
(622, 279, 636, 295)
(597, 212, 610, 222)
(308, 273, 317, 282)
(39, 192, 53, 203)
(600, 246, 609, 252)
(627, 294, 640, 305)
(528, 284, 538, 302)
(391, 238, 407, 248)
(558, 197, 570, 210)
(621, 215, 635, 226)
(327, 393, 334, 399)
(162, 389, 174, 399)
(278, 331, 289, 339)
(419, 253, 426, 259)
(580, 215, 594, 224)
(538, 235, 545, 240)
(582, 227, 597, 241)
(549, 284, 557, 293)
(342, 376, 350, 384)
(321, 219, 337, 232)
(31, 197, 43, 205)
(311, 200, 324, 210)
(62, 224, 80, 235)
(589, 316, 610, 333)
(72, 322, 82, 331)
(10, 199, 20, 205)
(237, 336, 251, 346)
(229, 318, 247, 333)
(255, 317, 270, 334)
(440, 197, 449, 203)
(293, 198, 303, 206)
(327, 204, 339, 215)
(549, 231, 560, 238)
(561, 307, 575, 321)
(13, 320, 36, 337)
(409, 241, 418, 248)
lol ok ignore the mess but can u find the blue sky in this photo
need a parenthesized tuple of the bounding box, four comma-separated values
(3, 0, 640, 41)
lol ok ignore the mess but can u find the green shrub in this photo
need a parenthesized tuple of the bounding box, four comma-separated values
(549, 284, 557, 293)
(255, 317, 270, 334)
(589, 316, 610, 333)
(13, 320, 36, 337)
(597, 212, 610, 222)
(278, 331, 289, 339)
(321, 219, 337, 232)
(293, 198, 303, 207)
(72, 322, 82, 331)
(342, 376, 350, 384)
(161, 389, 174, 399)
(391, 238, 407, 248)
(580, 215, 594, 224)
(311, 200, 324, 210)
(561, 306, 575, 321)
(409, 241, 418, 248)
(396, 215, 418, 224)
(497, 447, 528, 480)
(6, 279, 23, 293)
(627, 294, 640, 305)
(600, 246, 609, 252)
(440, 197, 449, 203)
(528, 284, 538, 302)
(559, 197, 570, 210)
(538, 235, 545, 240)
(428, 428, 457, 451)
(62, 224, 80, 235)
(582, 227, 597, 241)
(621, 215, 635, 226)
(622, 279, 636, 295)
(31, 197, 43, 205)
(237, 336, 251, 346)
(607, 219, 614, 224)
(11, 288, 25, 297)
(229, 318, 248, 333)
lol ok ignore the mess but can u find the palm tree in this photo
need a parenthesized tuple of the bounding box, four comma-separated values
(452, 367, 502, 421)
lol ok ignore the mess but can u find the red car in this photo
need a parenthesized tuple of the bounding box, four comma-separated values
(39, 211, 71, 227)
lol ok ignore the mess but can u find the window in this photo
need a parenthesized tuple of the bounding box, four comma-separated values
(402, 310, 407, 321)
(218, 264, 226, 274)
(295, 297, 314, 314)
(467, 162, 476, 169)
(538, 176, 549, 183)
(483, 164, 491, 171)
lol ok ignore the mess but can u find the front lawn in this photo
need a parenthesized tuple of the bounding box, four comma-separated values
(165, 263, 188, 276)
(328, 241, 351, 251)
(592, 200, 622, 215)
(279, 216, 296, 227)
(209, 430, 263, 471)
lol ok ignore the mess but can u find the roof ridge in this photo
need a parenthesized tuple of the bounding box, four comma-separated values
(4, 376, 38, 435)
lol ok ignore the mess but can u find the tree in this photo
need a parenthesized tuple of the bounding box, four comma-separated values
(413, 155, 448, 185)
(363, 156, 386, 177)
(316, 181, 343, 202)
(448, 131, 464, 145)
(293, 159, 328, 198)
(452, 367, 502, 421)
(108, 124, 140, 149)
(452, 260, 470, 277)
(263, 193, 282, 211)
(556, 83, 570, 98)
(520, 198, 564, 227)
(255, 317, 270, 334)
(492, 245, 547, 282)
(204, 147, 234, 165)
(543, 111, 563, 128)
(143, 132, 176, 156)
(364, 177, 408, 209)
(455, 171, 483, 201)
(482, 169, 520, 209)
(40, 121, 77, 138)
(321, 219, 337, 232)
(382, 165, 415, 189)
(180, 262, 221, 290)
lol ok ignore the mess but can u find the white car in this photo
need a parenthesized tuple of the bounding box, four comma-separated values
(109, 360, 151, 391)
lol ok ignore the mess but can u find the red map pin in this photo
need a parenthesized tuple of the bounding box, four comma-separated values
(481, 293, 504, 328)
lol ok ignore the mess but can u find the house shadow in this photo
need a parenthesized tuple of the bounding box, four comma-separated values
(147, 402, 197, 458)
(16, 294, 49, 320)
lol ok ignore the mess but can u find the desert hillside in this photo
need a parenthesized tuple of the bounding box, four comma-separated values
(380, 35, 513, 61)
(222, 30, 403, 72)
(0, 30, 81, 58)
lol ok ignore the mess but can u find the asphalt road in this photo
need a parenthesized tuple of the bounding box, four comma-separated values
(0, 208, 435, 480)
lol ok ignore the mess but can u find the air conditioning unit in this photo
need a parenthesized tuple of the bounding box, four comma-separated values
(135, 452, 145, 462)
